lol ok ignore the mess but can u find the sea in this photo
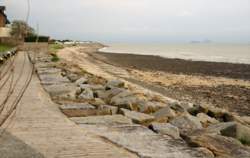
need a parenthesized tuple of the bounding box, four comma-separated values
(99, 43, 250, 64)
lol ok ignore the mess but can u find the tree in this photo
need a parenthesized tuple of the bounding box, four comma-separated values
(10, 20, 35, 41)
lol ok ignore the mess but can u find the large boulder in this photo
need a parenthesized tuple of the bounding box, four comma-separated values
(170, 113, 202, 134)
(80, 84, 105, 92)
(43, 83, 75, 98)
(75, 77, 88, 86)
(81, 125, 213, 158)
(106, 79, 125, 88)
(197, 113, 219, 127)
(59, 103, 96, 117)
(119, 108, 155, 125)
(186, 134, 250, 158)
(36, 67, 61, 75)
(71, 115, 133, 126)
(95, 88, 124, 102)
(240, 116, 250, 125)
(39, 73, 70, 85)
(77, 88, 94, 100)
(98, 105, 118, 115)
(150, 123, 181, 139)
(110, 91, 140, 110)
(207, 122, 250, 145)
(153, 106, 176, 122)
(136, 101, 167, 113)
(66, 73, 80, 82)
(170, 102, 194, 113)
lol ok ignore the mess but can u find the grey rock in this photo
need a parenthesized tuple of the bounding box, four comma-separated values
(119, 108, 155, 125)
(110, 90, 139, 109)
(197, 113, 219, 127)
(186, 134, 250, 158)
(71, 115, 133, 126)
(170, 102, 188, 113)
(59, 103, 96, 117)
(77, 88, 94, 100)
(170, 113, 202, 134)
(39, 74, 70, 85)
(96, 88, 124, 101)
(67, 73, 80, 82)
(153, 105, 176, 122)
(89, 98, 106, 107)
(208, 122, 250, 144)
(195, 148, 214, 158)
(80, 124, 212, 158)
(150, 123, 181, 139)
(75, 87, 82, 96)
(106, 79, 125, 88)
(36, 68, 61, 75)
(79, 84, 105, 91)
(137, 101, 167, 113)
(75, 77, 88, 86)
(44, 83, 75, 97)
(98, 105, 118, 115)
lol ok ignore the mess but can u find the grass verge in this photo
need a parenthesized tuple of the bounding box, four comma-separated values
(0, 44, 13, 52)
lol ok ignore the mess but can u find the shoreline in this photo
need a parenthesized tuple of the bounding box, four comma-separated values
(93, 49, 250, 116)
(97, 51, 250, 80)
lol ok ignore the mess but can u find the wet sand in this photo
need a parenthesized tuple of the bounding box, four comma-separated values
(96, 51, 250, 116)
(97, 52, 250, 80)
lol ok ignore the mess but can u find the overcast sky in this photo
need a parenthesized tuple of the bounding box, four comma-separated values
(1, 0, 250, 43)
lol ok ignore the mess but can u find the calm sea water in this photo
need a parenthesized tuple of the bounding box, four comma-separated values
(100, 43, 250, 64)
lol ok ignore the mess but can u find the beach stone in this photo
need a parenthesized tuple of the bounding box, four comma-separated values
(98, 105, 118, 115)
(39, 73, 70, 85)
(75, 87, 82, 95)
(208, 122, 250, 144)
(110, 90, 140, 110)
(170, 113, 202, 134)
(188, 104, 208, 116)
(59, 103, 96, 117)
(71, 115, 133, 126)
(77, 88, 94, 100)
(89, 98, 106, 107)
(119, 108, 155, 125)
(195, 148, 214, 158)
(80, 84, 105, 91)
(239, 116, 250, 125)
(150, 123, 181, 139)
(197, 113, 219, 127)
(96, 88, 124, 101)
(43, 83, 75, 97)
(137, 101, 167, 113)
(67, 73, 80, 82)
(36, 67, 61, 75)
(153, 106, 176, 122)
(75, 77, 88, 86)
(169, 102, 193, 113)
(61, 71, 67, 77)
(208, 109, 233, 122)
(186, 134, 250, 158)
(81, 125, 212, 158)
(106, 79, 125, 88)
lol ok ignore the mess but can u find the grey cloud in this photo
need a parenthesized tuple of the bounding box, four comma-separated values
(1, 0, 250, 43)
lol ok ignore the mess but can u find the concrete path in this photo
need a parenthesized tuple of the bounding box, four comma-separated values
(0, 52, 138, 158)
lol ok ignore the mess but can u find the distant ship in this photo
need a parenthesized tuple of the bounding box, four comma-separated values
(190, 39, 212, 44)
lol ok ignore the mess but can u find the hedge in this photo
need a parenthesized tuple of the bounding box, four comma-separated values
(25, 36, 49, 42)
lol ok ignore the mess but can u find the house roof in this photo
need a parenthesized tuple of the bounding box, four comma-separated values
(0, 6, 10, 24)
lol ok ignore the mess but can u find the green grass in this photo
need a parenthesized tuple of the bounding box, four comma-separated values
(0, 44, 13, 52)
(239, 137, 250, 146)
(49, 44, 64, 62)
(49, 44, 64, 53)
(51, 53, 60, 62)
